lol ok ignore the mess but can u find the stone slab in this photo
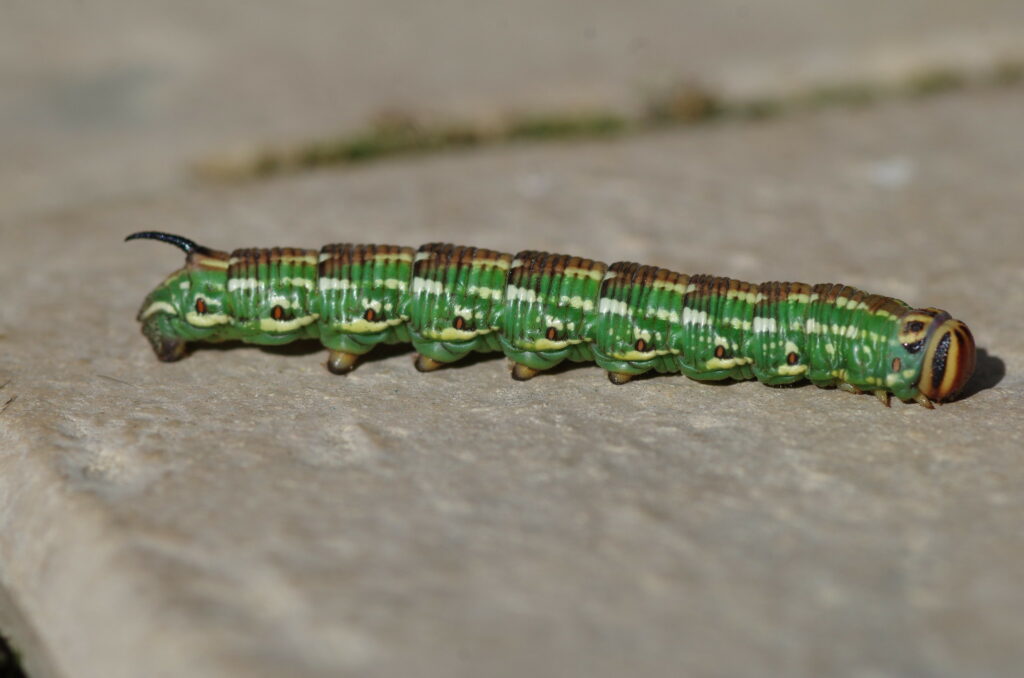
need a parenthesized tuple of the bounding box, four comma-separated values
(1, 86, 1023, 677)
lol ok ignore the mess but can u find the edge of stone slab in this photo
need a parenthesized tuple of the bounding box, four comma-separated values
(0, 587, 56, 678)
(0, 421, 219, 678)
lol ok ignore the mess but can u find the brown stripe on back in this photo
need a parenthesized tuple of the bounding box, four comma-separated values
(600, 263, 690, 328)
(622, 263, 687, 289)
(415, 243, 512, 279)
(227, 247, 318, 276)
(865, 294, 908, 315)
(227, 248, 261, 273)
(601, 262, 664, 298)
(318, 243, 413, 277)
(508, 250, 606, 286)
(729, 277, 757, 297)
(187, 248, 230, 271)
(653, 266, 688, 286)
(757, 281, 811, 302)
(688, 274, 743, 298)
(812, 283, 860, 304)
(605, 261, 644, 283)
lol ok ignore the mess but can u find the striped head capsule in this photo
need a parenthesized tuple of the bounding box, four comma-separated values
(126, 232, 234, 361)
(889, 308, 976, 404)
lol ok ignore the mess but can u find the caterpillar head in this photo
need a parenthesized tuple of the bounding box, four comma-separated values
(890, 308, 976, 403)
(126, 232, 232, 361)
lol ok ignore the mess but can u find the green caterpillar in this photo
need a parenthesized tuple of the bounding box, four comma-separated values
(127, 232, 976, 408)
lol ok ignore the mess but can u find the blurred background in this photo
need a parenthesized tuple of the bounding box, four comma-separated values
(3, 0, 1023, 222)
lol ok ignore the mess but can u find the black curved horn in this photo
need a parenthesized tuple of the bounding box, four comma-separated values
(125, 231, 213, 256)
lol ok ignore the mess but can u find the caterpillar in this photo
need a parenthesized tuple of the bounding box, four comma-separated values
(126, 231, 976, 408)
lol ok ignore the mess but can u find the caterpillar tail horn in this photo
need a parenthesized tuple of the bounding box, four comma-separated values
(125, 231, 215, 257)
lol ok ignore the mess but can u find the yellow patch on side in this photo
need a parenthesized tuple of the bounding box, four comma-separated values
(613, 349, 667, 361)
(141, 301, 177, 319)
(426, 327, 490, 342)
(259, 314, 319, 332)
(339, 317, 405, 333)
(705, 357, 753, 370)
(186, 311, 231, 327)
(530, 337, 582, 351)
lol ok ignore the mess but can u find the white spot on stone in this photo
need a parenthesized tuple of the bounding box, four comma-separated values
(864, 156, 915, 190)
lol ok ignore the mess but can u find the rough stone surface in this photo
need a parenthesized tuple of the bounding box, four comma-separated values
(2, 87, 1023, 678)
(2, 4, 1024, 678)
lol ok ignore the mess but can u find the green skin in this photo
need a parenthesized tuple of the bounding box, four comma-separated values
(135, 239, 956, 403)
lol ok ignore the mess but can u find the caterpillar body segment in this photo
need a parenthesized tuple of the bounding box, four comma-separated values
(131, 237, 232, 361)
(500, 251, 607, 371)
(407, 244, 511, 366)
(127, 232, 977, 407)
(225, 247, 321, 344)
(316, 243, 415, 371)
(591, 263, 688, 379)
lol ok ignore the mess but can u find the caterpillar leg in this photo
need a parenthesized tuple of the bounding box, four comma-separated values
(326, 350, 361, 375)
(141, 318, 188, 362)
(837, 382, 863, 395)
(607, 371, 634, 385)
(155, 337, 187, 362)
(874, 390, 891, 407)
(413, 354, 447, 373)
(913, 393, 936, 409)
(510, 362, 541, 381)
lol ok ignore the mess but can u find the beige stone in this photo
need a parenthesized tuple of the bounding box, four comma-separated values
(2, 3, 1023, 677)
